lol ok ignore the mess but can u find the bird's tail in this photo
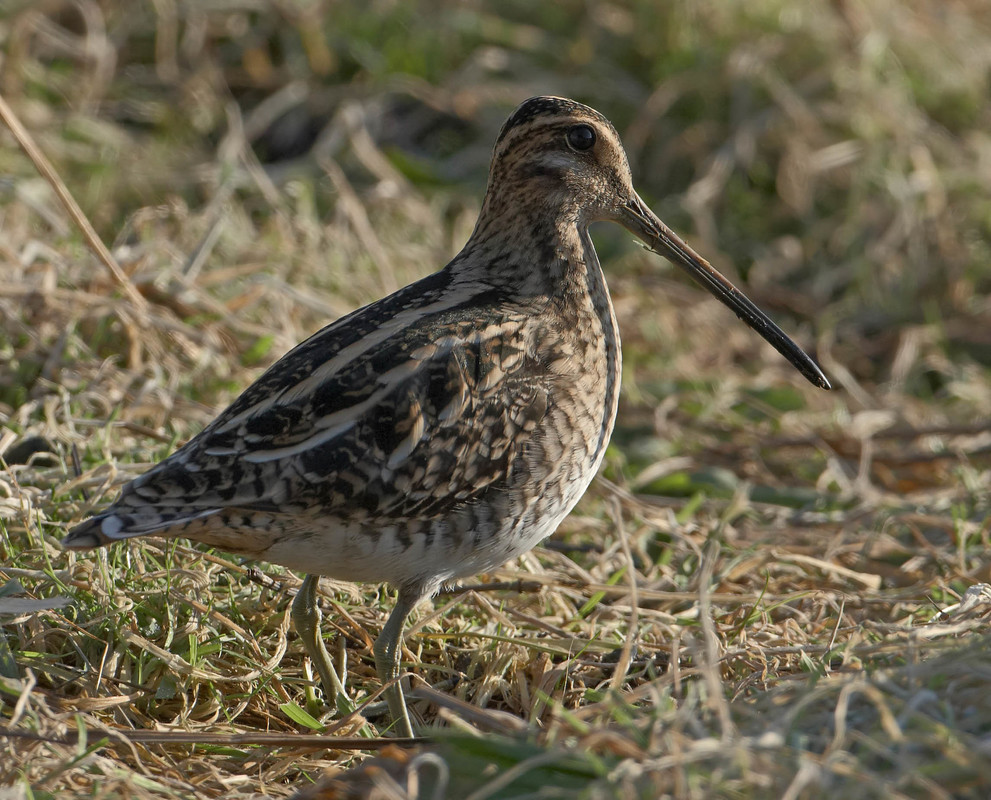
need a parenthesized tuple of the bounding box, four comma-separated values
(61, 514, 112, 549)
(62, 507, 220, 550)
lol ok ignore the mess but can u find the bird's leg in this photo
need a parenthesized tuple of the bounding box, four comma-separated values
(372, 587, 422, 738)
(291, 574, 347, 707)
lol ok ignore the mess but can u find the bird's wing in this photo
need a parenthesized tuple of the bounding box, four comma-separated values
(65, 272, 552, 544)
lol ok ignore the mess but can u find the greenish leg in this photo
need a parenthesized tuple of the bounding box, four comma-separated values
(372, 587, 423, 738)
(291, 574, 347, 705)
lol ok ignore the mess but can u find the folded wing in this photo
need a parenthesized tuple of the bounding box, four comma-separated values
(64, 277, 550, 548)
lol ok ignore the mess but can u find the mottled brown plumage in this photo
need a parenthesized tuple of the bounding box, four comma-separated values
(64, 96, 828, 736)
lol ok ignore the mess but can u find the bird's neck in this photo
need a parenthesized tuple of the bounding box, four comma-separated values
(452, 197, 601, 303)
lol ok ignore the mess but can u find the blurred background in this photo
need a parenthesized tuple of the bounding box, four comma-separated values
(5, 0, 991, 393)
(4, 1, 990, 403)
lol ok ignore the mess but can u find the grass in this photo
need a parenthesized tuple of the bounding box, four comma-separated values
(2, 0, 991, 797)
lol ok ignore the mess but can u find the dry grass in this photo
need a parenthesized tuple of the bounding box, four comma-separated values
(2, 1, 991, 797)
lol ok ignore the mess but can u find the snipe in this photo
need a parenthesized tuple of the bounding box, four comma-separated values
(64, 96, 829, 737)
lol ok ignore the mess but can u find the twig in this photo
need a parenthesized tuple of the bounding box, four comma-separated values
(0, 90, 148, 315)
(699, 535, 735, 740)
(608, 497, 639, 691)
(0, 727, 425, 750)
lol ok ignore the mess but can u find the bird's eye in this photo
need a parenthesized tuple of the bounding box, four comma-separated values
(566, 124, 596, 152)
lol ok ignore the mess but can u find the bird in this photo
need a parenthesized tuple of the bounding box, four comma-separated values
(63, 96, 830, 737)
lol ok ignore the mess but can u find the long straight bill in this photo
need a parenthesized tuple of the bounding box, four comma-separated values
(620, 193, 830, 390)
